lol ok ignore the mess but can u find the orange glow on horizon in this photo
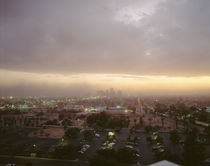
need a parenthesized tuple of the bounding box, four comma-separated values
(1, 69, 210, 93)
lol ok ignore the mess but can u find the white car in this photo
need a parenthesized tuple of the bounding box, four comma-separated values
(80, 144, 90, 153)
(136, 153, 142, 158)
(125, 145, 134, 149)
(83, 144, 90, 148)
(78, 150, 84, 154)
(95, 133, 100, 137)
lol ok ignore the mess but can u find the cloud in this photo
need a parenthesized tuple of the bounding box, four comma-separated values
(0, 0, 210, 77)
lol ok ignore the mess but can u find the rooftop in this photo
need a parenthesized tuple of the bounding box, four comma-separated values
(149, 160, 180, 166)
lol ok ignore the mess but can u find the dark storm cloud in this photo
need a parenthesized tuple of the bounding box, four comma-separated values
(1, 0, 210, 76)
(141, 0, 210, 76)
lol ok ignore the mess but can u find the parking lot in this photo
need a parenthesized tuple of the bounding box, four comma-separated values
(79, 131, 107, 161)
(114, 129, 183, 165)
(0, 127, 184, 165)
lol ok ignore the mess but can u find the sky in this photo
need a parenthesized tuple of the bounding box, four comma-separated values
(1, 0, 210, 96)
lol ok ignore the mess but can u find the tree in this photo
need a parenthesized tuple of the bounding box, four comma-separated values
(170, 130, 180, 144)
(90, 149, 118, 166)
(62, 119, 72, 126)
(64, 127, 80, 139)
(155, 103, 167, 113)
(174, 116, 178, 129)
(161, 116, 164, 127)
(86, 112, 109, 129)
(144, 125, 153, 133)
(183, 128, 205, 166)
(84, 130, 95, 141)
(89, 148, 137, 166)
(139, 117, 144, 126)
(198, 109, 208, 122)
(45, 119, 58, 125)
(133, 136, 138, 143)
(36, 120, 39, 127)
(170, 104, 177, 114)
(134, 118, 137, 126)
(183, 118, 187, 129)
(204, 126, 210, 137)
(117, 147, 138, 164)
(148, 118, 152, 126)
(45, 133, 50, 137)
(59, 113, 65, 120)
(86, 112, 129, 130)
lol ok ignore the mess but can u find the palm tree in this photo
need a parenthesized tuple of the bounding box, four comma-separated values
(175, 116, 178, 129)
(134, 118, 137, 126)
(148, 118, 152, 126)
(161, 116, 164, 127)
(139, 116, 143, 126)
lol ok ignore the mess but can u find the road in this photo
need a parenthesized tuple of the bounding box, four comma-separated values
(0, 155, 89, 166)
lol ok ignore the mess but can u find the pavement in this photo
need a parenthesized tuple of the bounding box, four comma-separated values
(0, 155, 89, 166)
(79, 132, 107, 161)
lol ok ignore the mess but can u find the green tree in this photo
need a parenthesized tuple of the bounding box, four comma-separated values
(62, 119, 72, 126)
(183, 128, 205, 166)
(64, 127, 80, 139)
(59, 113, 65, 120)
(161, 116, 164, 127)
(139, 117, 143, 126)
(134, 118, 137, 126)
(84, 130, 95, 141)
(117, 147, 138, 164)
(89, 148, 137, 166)
(170, 130, 180, 144)
(148, 118, 152, 126)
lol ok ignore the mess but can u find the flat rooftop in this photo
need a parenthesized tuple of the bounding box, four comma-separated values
(149, 160, 180, 166)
